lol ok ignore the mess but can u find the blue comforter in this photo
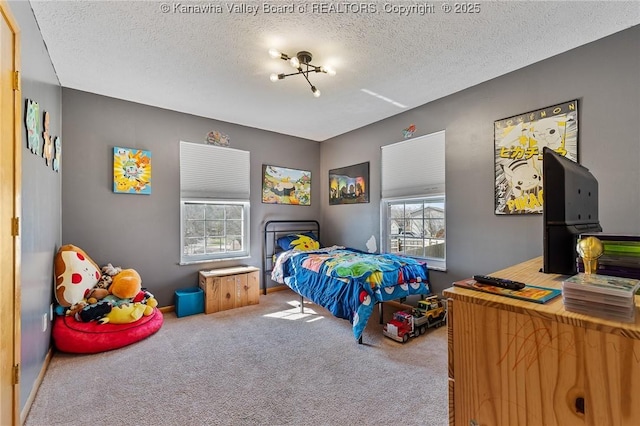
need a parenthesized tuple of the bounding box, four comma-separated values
(271, 246, 431, 340)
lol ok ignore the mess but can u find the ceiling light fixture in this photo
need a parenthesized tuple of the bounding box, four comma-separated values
(269, 49, 336, 97)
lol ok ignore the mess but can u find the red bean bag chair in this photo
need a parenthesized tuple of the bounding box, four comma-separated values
(52, 307, 163, 354)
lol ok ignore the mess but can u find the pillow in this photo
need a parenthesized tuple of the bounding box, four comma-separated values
(54, 244, 101, 307)
(277, 232, 320, 251)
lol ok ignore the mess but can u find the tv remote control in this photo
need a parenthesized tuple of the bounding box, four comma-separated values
(472, 275, 526, 290)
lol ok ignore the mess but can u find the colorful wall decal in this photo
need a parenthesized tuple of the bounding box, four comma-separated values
(402, 124, 416, 139)
(206, 130, 230, 147)
(25, 99, 42, 155)
(52, 136, 61, 172)
(42, 111, 53, 166)
(113, 147, 152, 195)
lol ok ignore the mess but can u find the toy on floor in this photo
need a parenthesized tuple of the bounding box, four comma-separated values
(383, 296, 446, 343)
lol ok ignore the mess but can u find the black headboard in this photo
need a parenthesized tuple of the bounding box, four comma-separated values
(262, 220, 320, 295)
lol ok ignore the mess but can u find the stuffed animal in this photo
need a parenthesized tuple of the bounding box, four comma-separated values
(132, 289, 158, 315)
(109, 269, 142, 299)
(102, 263, 122, 277)
(54, 245, 101, 307)
(65, 301, 87, 317)
(95, 263, 122, 290)
(95, 273, 113, 290)
(76, 300, 113, 323)
(85, 287, 110, 305)
(99, 302, 147, 324)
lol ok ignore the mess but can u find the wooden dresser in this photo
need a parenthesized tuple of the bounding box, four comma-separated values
(443, 257, 640, 426)
(198, 266, 260, 314)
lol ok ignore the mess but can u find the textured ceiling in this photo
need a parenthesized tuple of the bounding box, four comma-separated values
(29, 1, 639, 141)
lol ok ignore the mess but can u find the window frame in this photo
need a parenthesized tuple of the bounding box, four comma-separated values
(180, 199, 250, 265)
(380, 195, 446, 271)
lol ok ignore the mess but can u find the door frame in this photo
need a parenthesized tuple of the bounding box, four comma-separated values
(0, 1, 21, 424)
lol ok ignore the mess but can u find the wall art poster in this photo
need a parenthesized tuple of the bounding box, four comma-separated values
(113, 147, 152, 195)
(494, 100, 578, 215)
(329, 161, 369, 205)
(262, 165, 311, 205)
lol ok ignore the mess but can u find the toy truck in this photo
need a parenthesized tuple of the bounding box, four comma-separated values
(383, 295, 446, 343)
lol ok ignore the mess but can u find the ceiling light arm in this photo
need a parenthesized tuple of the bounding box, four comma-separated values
(279, 65, 324, 78)
(269, 49, 335, 97)
(301, 65, 314, 88)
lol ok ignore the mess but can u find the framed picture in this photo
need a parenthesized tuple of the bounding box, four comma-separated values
(262, 164, 311, 205)
(113, 147, 152, 194)
(329, 161, 369, 205)
(494, 100, 578, 215)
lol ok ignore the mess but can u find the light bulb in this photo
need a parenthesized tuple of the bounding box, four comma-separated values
(268, 48, 281, 59)
(321, 66, 336, 76)
(289, 56, 300, 69)
(311, 86, 321, 97)
(270, 73, 279, 82)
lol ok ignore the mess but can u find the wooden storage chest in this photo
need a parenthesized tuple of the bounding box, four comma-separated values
(198, 266, 260, 314)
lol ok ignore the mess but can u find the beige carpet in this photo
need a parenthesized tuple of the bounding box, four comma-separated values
(25, 289, 449, 426)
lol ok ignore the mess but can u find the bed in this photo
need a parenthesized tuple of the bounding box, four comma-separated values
(263, 220, 432, 342)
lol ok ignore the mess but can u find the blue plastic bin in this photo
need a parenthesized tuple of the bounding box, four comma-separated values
(175, 287, 204, 318)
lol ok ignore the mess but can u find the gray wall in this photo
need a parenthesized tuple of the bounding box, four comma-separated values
(61, 89, 321, 307)
(14, 11, 638, 415)
(9, 0, 62, 411)
(321, 25, 640, 295)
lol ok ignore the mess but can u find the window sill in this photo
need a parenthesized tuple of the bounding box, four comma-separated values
(179, 255, 251, 266)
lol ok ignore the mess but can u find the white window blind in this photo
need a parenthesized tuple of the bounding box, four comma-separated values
(381, 130, 445, 199)
(180, 141, 250, 200)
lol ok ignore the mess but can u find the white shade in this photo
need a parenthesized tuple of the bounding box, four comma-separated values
(180, 141, 250, 200)
(381, 130, 445, 199)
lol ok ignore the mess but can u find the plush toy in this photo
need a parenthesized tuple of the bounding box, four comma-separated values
(54, 244, 101, 307)
(110, 269, 142, 299)
(95, 273, 113, 290)
(85, 287, 110, 305)
(131, 289, 158, 315)
(101, 294, 130, 308)
(76, 300, 113, 323)
(95, 263, 122, 290)
(65, 301, 87, 317)
(99, 302, 147, 324)
(102, 263, 122, 277)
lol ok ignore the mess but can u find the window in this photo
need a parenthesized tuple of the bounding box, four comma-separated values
(181, 201, 249, 261)
(180, 141, 250, 264)
(383, 196, 446, 268)
(381, 131, 446, 270)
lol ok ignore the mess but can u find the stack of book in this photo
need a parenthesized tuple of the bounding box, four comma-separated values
(562, 273, 640, 323)
(578, 233, 640, 280)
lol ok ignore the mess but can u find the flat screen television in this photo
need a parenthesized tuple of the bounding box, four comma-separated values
(542, 147, 602, 275)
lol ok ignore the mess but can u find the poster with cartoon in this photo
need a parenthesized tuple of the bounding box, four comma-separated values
(262, 165, 311, 205)
(494, 100, 578, 215)
(113, 147, 152, 195)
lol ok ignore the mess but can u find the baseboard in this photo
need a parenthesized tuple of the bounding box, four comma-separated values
(21, 346, 53, 425)
(266, 284, 289, 293)
(384, 299, 414, 310)
(159, 305, 174, 314)
(160, 285, 292, 313)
